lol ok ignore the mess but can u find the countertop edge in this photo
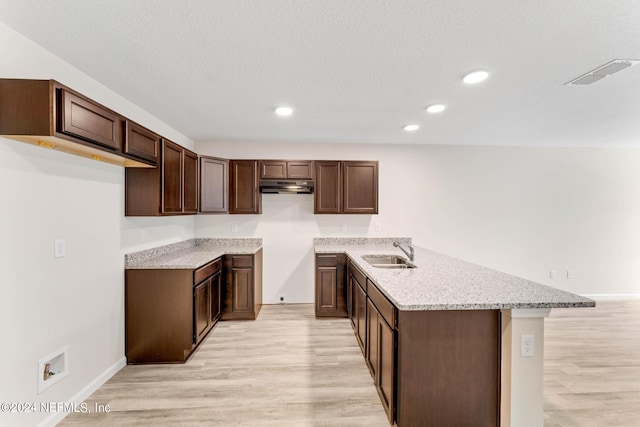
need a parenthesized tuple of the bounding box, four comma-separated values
(314, 244, 596, 312)
(126, 245, 262, 270)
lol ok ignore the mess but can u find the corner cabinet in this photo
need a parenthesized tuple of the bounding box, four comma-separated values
(222, 249, 263, 320)
(315, 161, 378, 214)
(125, 139, 198, 216)
(200, 156, 229, 213)
(314, 253, 347, 317)
(229, 160, 261, 214)
(125, 258, 222, 364)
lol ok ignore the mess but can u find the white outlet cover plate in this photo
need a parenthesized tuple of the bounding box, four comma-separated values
(521, 334, 535, 357)
(54, 239, 66, 258)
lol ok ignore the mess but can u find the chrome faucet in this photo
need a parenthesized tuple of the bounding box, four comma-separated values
(393, 241, 414, 262)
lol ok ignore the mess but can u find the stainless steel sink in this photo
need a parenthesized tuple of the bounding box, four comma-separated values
(361, 255, 417, 269)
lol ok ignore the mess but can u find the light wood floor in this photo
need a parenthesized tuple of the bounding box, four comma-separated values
(544, 299, 640, 427)
(59, 301, 640, 426)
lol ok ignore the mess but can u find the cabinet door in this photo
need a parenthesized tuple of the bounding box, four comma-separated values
(58, 89, 122, 150)
(366, 298, 379, 377)
(161, 140, 183, 214)
(230, 160, 261, 214)
(343, 161, 378, 214)
(183, 149, 198, 213)
(377, 316, 395, 423)
(315, 254, 346, 317)
(287, 161, 314, 179)
(200, 157, 229, 213)
(231, 268, 253, 313)
(354, 279, 367, 354)
(259, 160, 287, 179)
(210, 271, 222, 323)
(194, 278, 211, 344)
(124, 120, 159, 165)
(315, 161, 341, 214)
(316, 267, 337, 313)
(347, 275, 355, 327)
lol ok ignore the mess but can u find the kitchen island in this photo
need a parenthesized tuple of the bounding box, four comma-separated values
(315, 237, 595, 427)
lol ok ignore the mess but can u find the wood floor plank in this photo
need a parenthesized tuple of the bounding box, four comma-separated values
(544, 299, 640, 427)
(59, 301, 640, 426)
(59, 304, 389, 426)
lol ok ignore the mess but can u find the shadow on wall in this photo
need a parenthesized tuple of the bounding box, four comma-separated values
(314, 214, 374, 235)
(271, 247, 317, 304)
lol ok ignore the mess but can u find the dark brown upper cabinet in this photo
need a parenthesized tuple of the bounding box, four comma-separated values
(0, 79, 154, 167)
(124, 120, 160, 165)
(125, 139, 198, 216)
(315, 160, 378, 214)
(315, 161, 342, 213)
(259, 160, 314, 180)
(59, 89, 122, 151)
(343, 161, 378, 214)
(199, 156, 229, 214)
(229, 160, 261, 214)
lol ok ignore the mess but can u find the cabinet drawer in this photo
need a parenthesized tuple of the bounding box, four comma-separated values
(367, 279, 396, 328)
(316, 254, 339, 267)
(194, 258, 222, 284)
(58, 89, 122, 150)
(349, 260, 367, 291)
(232, 255, 253, 268)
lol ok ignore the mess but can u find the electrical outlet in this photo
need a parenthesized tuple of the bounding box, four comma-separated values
(140, 230, 147, 242)
(567, 270, 574, 279)
(278, 294, 286, 304)
(521, 335, 534, 357)
(374, 222, 381, 232)
(549, 270, 557, 279)
(231, 224, 238, 232)
(54, 239, 66, 258)
(340, 224, 347, 232)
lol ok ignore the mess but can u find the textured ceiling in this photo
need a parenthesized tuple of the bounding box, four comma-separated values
(1, 0, 639, 146)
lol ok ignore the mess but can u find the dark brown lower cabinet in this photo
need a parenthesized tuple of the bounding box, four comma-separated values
(354, 277, 367, 355)
(397, 310, 500, 427)
(194, 277, 211, 343)
(342, 255, 501, 426)
(314, 253, 346, 317)
(125, 257, 226, 364)
(222, 249, 263, 320)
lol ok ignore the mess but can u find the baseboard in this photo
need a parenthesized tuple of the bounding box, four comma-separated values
(37, 356, 126, 427)
(581, 293, 640, 301)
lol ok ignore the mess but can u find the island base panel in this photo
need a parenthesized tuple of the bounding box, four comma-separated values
(397, 309, 500, 427)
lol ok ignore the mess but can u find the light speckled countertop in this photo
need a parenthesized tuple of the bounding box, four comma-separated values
(314, 238, 595, 311)
(126, 238, 262, 269)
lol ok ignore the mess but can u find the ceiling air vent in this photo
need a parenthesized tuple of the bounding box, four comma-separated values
(565, 59, 640, 86)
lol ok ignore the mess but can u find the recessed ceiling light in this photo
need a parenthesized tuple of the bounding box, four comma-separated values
(426, 104, 446, 113)
(463, 70, 489, 84)
(404, 124, 420, 132)
(275, 106, 293, 116)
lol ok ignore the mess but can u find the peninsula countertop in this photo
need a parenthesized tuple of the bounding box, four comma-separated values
(125, 238, 262, 269)
(314, 238, 595, 311)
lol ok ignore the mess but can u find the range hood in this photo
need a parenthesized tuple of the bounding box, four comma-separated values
(259, 180, 314, 194)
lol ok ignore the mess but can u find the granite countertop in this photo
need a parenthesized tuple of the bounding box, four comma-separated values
(314, 238, 595, 311)
(126, 238, 262, 269)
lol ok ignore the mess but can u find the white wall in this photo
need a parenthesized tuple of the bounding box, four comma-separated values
(3, 16, 640, 427)
(197, 141, 640, 303)
(0, 22, 194, 427)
